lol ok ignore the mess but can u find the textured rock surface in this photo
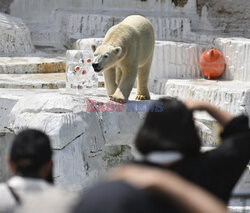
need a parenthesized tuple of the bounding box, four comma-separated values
(163, 79, 250, 115)
(0, 88, 161, 189)
(53, 10, 199, 47)
(0, 131, 14, 182)
(215, 38, 250, 81)
(150, 41, 202, 91)
(10, 0, 250, 49)
(0, 13, 34, 56)
(229, 197, 250, 213)
(11, 0, 250, 39)
(0, 73, 65, 89)
(0, 0, 14, 14)
(0, 57, 65, 74)
(0, 86, 248, 194)
(9, 0, 194, 24)
(196, 0, 250, 38)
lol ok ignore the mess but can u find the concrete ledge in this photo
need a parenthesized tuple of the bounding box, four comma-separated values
(215, 38, 250, 81)
(0, 57, 65, 74)
(229, 207, 250, 213)
(0, 88, 161, 188)
(162, 79, 250, 115)
(0, 73, 66, 89)
(229, 196, 250, 213)
(0, 87, 248, 193)
(150, 41, 202, 90)
(0, 13, 34, 56)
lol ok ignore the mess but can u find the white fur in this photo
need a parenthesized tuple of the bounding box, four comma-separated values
(92, 15, 155, 102)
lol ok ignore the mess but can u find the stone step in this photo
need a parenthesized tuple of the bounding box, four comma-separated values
(229, 203, 250, 213)
(0, 87, 162, 188)
(215, 38, 250, 82)
(0, 73, 66, 89)
(229, 208, 250, 213)
(0, 57, 66, 74)
(230, 198, 250, 211)
(0, 13, 34, 56)
(155, 79, 250, 116)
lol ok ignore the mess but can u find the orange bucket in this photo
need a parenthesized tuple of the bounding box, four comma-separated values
(200, 48, 225, 80)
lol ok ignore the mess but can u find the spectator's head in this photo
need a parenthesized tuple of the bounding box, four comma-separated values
(135, 98, 201, 156)
(73, 181, 183, 213)
(8, 129, 53, 183)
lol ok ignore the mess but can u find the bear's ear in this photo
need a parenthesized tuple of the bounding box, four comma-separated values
(91, 44, 97, 52)
(115, 47, 122, 55)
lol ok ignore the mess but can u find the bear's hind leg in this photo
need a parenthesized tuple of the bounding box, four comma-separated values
(136, 59, 152, 100)
(103, 68, 117, 97)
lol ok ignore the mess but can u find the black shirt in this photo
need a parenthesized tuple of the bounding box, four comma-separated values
(137, 115, 250, 203)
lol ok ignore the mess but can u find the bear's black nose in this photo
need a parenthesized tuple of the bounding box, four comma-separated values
(92, 63, 99, 69)
(92, 63, 101, 72)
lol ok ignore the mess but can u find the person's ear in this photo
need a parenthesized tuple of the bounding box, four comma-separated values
(8, 157, 17, 173)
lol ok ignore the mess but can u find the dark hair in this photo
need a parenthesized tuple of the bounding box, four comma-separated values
(10, 129, 53, 181)
(135, 98, 201, 155)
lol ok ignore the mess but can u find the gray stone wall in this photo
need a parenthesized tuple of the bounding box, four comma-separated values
(0, 0, 14, 14)
(196, 0, 250, 38)
(0, 131, 14, 182)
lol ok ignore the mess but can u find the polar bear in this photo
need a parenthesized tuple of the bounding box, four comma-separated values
(91, 15, 155, 102)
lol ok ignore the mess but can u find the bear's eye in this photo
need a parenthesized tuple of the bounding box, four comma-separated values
(104, 54, 109, 58)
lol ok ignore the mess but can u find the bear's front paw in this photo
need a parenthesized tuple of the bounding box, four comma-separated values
(109, 95, 126, 103)
(135, 94, 150, 100)
(109, 88, 128, 103)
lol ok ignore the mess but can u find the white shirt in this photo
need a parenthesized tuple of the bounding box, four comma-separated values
(0, 176, 52, 213)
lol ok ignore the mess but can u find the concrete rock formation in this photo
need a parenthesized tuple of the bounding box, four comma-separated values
(8, 0, 250, 49)
(0, 0, 14, 14)
(0, 13, 34, 56)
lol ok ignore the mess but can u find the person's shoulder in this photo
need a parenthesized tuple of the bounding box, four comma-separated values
(0, 181, 17, 212)
(221, 115, 249, 138)
(16, 186, 79, 213)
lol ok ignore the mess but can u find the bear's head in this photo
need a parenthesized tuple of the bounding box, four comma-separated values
(91, 44, 122, 72)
